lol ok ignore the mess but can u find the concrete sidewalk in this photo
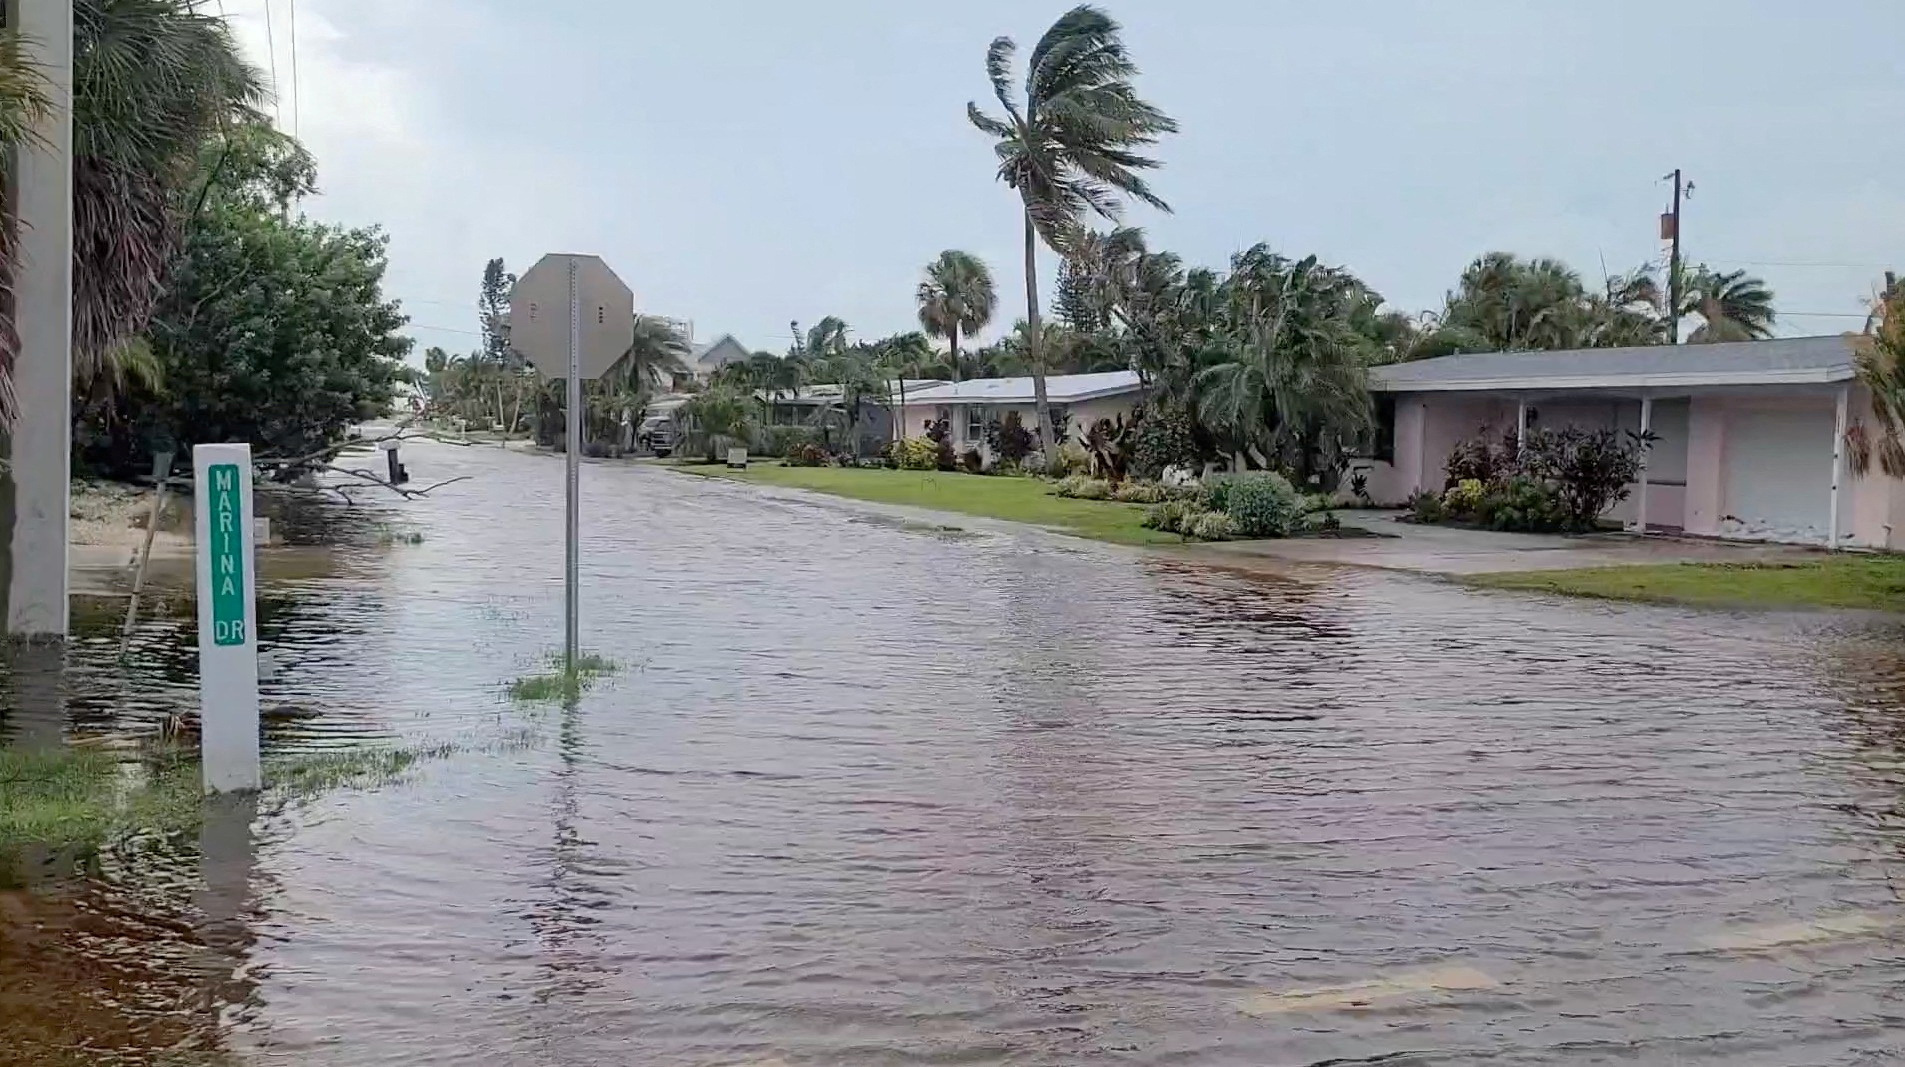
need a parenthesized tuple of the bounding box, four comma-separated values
(1179, 510, 1825, 576)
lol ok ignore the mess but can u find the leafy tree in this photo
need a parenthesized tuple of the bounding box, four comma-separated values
(473, 257, 533, 431)
(968, 4, 1177, 458)
(76, 122, 409, 476)
(916, 250, 997, 382)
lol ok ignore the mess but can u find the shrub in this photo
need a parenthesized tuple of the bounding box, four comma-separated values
(1186, 510, 1237, 541)
(959, 448, 984, 474)
(1219, 471, 1302, 538)
(1054, 475, 1111, 500)
(761, 426, 819, 458)
(1475, 475, 1569, 532)
(1446, 433, 1512, 487)
(1112, 481, 1171, 504)
(1052, 442, 1091, 476)
(1200, 473, 1240, 512)
(784, 441, 829, 467)
(1519, 426, 1653, 530)
(1409, 489, 1447, 524)
(1349, 470, 1372, 506)
(1442, 477, 1486, 516)
(1143, 500, 1192, 532)
(986, 411, 1037, 465)
(1130, 403, 1201, 481)
(890, 437, 939, 471)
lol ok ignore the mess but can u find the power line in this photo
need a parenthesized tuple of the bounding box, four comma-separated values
(1711, 259, 1895, 271)
(262, 0, 281, 126)
(287, 0, 301, 138)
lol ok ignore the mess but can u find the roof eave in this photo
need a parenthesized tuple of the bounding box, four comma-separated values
(1371, 367, 1857, 393)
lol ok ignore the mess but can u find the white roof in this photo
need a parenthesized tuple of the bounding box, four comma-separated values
(904, 370, 1144, 405)
(763, 380, 943, 405)
(1371, 336, 1858, 393)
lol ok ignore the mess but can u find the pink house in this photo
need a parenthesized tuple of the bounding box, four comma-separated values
(1360, 335, 1905, 548)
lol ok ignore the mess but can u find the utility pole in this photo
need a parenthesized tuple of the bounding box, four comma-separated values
(3, 0, 75, 639)
(1661, 169, 1690, 345)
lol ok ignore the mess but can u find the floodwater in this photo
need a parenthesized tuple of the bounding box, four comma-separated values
(6, 439, 1905, 1066)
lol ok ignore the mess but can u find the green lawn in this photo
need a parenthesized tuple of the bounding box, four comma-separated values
(1470, 556, 1905, 612)
(672, 464, 1179, 545)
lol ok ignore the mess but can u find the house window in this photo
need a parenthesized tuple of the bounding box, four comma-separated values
(1374, 395, 1396, 463)
(966, 405, 986, 442)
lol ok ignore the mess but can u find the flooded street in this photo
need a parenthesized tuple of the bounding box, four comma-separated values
(6, 439, 1905, 1066)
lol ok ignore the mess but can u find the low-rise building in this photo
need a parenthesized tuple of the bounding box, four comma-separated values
(1360, 335, 1904, 548)
(895, 370, 1150, 451)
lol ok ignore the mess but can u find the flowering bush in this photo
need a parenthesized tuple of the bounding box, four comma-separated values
(890, 437, 939, 471)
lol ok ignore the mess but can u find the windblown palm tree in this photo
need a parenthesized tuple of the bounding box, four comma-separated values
(968, 4, 1176, 458)
(916, 250, 996, 383)
(1441, 253, 1599, 352)
(71, 0, 266, 388)
(1192, 250, 1374, 478)
(1681, 267, 1775, 343)
(607, 315, 692, 396)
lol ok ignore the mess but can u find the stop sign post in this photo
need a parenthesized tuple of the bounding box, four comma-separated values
(508, 254, 635, 673)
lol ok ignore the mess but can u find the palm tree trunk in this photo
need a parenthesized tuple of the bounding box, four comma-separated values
(1024, 210, 1052, 459)
(896, 377, 907, 444)
(950, 324, 962, 384)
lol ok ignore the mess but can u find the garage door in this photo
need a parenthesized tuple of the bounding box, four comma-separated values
(1721, 406, 1833, 543)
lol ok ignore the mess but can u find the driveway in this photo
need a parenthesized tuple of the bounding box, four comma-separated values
(1179, 509, 1827, 575)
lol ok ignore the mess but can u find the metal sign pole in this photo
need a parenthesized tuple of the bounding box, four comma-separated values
(564, 259, 582, 673)
(508, 252, 632, 675)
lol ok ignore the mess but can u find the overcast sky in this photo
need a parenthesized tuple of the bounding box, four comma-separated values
(220, 0, 1903, 358)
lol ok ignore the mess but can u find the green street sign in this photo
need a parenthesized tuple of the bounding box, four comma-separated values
(207, 463, 248, 646)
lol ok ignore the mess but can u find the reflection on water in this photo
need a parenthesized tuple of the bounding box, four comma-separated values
(4, 439, 1905, 1065)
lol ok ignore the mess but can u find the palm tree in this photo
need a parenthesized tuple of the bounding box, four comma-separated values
(609, 315, 693, 395)
(0, 29, 53, 422)
(71, 0, 266, 386)
(916, 250, 997, 383)
(1681, 266, 1775, 343)
(1192, 252, 1374, 478)
(1850, 277, 1905, 477)
(968, 4, 1177, 458)
(1441, 253, 1599, 352)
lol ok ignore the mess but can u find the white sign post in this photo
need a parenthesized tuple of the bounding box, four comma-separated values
(508, 254, 635, 671)
(194, 443, 261, 794)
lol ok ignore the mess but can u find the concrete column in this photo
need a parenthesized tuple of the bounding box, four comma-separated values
(1635, 396, 1653, 533)
(4, 0, 74, 639)
(1515, 398, 1528, 452)
(1830, 384, 1849, 550)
